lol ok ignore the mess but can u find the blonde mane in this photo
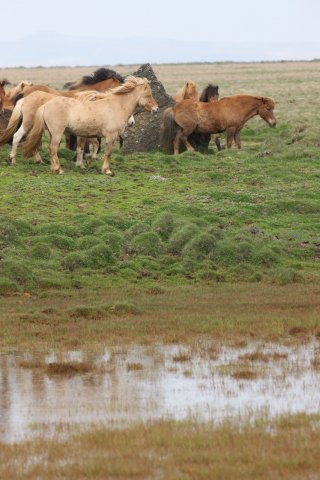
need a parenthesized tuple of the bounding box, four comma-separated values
(173, 80, 198, 102)
(6, 81, 33, 101)
(110, 76, 147, 95)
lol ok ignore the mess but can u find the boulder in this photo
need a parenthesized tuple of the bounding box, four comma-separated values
(121, 63, 174, 154)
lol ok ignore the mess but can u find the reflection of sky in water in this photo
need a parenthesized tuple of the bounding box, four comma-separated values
(1, 342, 320, 443)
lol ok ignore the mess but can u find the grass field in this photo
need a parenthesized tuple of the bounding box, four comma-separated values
(1, 62, 320, 478)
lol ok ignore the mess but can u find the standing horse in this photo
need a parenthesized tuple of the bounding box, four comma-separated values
(23, 77, 158, 175)
(189, 83, 222, 152)
(161, 95, 276, 154)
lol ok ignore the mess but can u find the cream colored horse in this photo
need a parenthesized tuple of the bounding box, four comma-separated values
(23, 77, 158, 175)
(3, 81, 33, 109)
(0, 89, 134, 166)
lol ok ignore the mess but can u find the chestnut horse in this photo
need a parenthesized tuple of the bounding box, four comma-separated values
(161, 95, 276, 154)
(23, 77, 158, 175)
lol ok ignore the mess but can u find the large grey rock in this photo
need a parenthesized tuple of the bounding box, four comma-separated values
(121, 63, 174, 154)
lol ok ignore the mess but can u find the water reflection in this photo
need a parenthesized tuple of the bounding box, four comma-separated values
(1, 342, 320, 443)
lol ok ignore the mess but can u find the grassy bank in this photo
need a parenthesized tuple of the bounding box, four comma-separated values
(2, 414, 320, 479)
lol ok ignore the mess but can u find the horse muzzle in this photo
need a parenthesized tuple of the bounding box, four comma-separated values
(151, 105, 159, 113)
(268, 119, 277, 128)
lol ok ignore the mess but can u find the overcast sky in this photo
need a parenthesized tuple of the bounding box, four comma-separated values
(2, 0, 320, 43)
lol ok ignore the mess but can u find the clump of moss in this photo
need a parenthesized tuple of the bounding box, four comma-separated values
(30, 243, 52, 260)
(101, 232, 125, 254)
(0, 259, 35, 285)
(126, 222, 151, 239)
(0, 277, 20, 295)
(48, 234, 75, 250)
(252, 245, 280, 267)
(61, 252, 86, 271)
(38, 222, 77, 237)
(167, 224, 200, 255)
(152, 212, 175, 240)
(269, 267, 304, 285)
(183, 233, 217, 260)
(76, 235, 101, 250)
(84, 244, 115, 268)
(130, 232, 161, 257)
(80, 218, 105, 235)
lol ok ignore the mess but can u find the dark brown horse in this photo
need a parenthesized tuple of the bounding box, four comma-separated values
(188, 84, 221, 152)
(161, 95, 276, 154)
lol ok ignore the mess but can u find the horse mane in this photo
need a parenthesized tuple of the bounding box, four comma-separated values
(199, 84, 219, 102)
(78, 67, 125, 86)
(173, 80, 198, 102)
(109, 76, 147, 95)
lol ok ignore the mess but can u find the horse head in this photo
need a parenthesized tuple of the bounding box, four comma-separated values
(136, 78, 158, 113)
(199, 84, 219, 102)
(258, 97, 276, 127)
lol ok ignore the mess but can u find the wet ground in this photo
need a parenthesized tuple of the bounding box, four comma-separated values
(1, 341, 320, 443)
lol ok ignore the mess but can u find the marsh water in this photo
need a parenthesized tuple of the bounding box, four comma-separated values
(1, 341, 320, 443)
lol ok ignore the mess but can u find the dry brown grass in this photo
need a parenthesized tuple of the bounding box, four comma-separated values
(1, 415, 320, 479)
(0, 283, 319, 351)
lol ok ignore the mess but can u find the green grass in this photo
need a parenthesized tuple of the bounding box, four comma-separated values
(0, 128, 319, 292)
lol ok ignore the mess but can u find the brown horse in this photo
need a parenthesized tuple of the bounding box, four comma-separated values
(68, 67, 124, 91)
(23, 77, 158, 175)
(161, 95, 276, 154)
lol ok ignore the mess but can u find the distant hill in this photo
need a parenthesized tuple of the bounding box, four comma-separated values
(1, 33, 319, 67)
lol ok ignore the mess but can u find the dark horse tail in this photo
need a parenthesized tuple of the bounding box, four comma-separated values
(160, 108, 179, 154)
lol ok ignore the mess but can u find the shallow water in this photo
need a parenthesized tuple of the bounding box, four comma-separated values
(1, 341, 320, 443)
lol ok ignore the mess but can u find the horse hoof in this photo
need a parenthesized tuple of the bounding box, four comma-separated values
(6, 158, 13, 165)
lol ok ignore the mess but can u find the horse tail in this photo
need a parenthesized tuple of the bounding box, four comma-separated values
(23, 105, 46, 158)
(0, 99, 23, 146)
(160, 107, 178, 154)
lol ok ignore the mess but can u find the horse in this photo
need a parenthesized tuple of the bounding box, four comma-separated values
(3, 80, 34, 107)
(23, 77, 158, 175)
(0, 88, 134, 166)
(189, 83, 222, 152)
(161, 95, 276, 155)
(0, 80, 7, 112)
(173, 80, 198, 102)
(68, 67, 125, 91)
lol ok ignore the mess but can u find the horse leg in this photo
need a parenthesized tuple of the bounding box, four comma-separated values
(214, 135, 222, 151)
(86, 137, 99, 166)
(234, 131, 242, 149)
(101, 134, 117, 175)
(8, 124, 27, 164)
(75, 136, 86, 168)
(226, 128, 236, 149)
(48, 133, 64, 174)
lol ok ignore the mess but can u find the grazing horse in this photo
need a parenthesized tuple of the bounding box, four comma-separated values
(23, 77, 158, 175)
(161, 95, 276, 155)
(173, 80, 198, 102)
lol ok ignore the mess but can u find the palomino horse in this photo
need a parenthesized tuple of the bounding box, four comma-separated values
(0, 90, 104, 164)
(173, 80, 198, 102)
(23, 77, 158, 175)
(161, 95, 276, 154)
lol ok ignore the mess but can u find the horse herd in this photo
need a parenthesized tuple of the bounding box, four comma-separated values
(0, 67, 277, 175)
